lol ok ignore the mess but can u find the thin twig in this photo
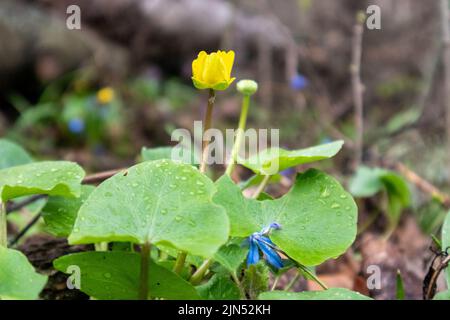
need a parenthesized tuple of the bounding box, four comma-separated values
(6, 195, 46, 215)
(393, 162, 450, 209)
(9, 212, 42, 247)
(82, 168, 127, 185)
(424, 254, 450, 300)
(350, 12, 365, 170)
(441, 0, 450, 179)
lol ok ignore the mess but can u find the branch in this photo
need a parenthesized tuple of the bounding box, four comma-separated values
(81, 168, 127, 185)
(393, 162, 450, 209)
(441, 0, 450, 181)
(350, 12, 365, 169)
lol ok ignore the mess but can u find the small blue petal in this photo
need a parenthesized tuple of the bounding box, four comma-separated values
(257, 240, 283, 269)
(269, 222, 281, 230)
(247, 238, 260, 267)
(290, 74, 308, 91)
(68, 118, 85, 134)
(280, 168, 296, 177)
(258, 235, 275, 246)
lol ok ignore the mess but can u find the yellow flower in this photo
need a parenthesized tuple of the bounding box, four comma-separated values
(192, 50, 236, 91)
(96, 87, 115, 104)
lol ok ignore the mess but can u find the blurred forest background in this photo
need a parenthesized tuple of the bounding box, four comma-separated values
(1, 0, 450, 299)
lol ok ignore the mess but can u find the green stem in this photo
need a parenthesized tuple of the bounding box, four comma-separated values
(190, 90, 216, 283)
(285, 271, 300, 291)
(0, 202, 6, 247)
(297, 265, 328, 290)
(251, 175, 271, 199)
(139, 242, 151, 300)
(357, 211, 380, 235)
(225, 94, 251, 176)
(270, 275, 280, 291)
(173, 251, 187, 275)
(231, 272, 246, 299)
(190, 259, 212, 285)
(200, 89, 216, 174)
(94, 242, 108, 251)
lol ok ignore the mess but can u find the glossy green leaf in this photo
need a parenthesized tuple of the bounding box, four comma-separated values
(0, 161, 85, 202)
(239, 174, 281, 190)
(442, 211, 450, 288)
(350, 166, 410, 226)
(214, 170, 358, 266)
(259, 288, 372, 300)
(0, 139, 33, 170)
(243, 262, 270, 300)
(238, 141, 344, 175)
(42, 185, 95, 237)
(0, 247, 47, 300)
(141, 146, 199, 166)
(69, 160, 229, 258)
(53, 251, 200, 300)
(350, 166, 385, 197)
(214, 241, 248, 274)
(197, 274, 241, 300)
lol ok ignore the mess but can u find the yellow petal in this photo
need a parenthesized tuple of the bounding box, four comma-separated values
(202, 53, 228, 85)
(222, 50, 235, 78)
(192, 51, 207, 81)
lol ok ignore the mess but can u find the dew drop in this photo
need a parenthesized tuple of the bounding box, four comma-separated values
(331, 203, 341, 209)
(175, 215, 183, 222)
(104, 273, 112, 279)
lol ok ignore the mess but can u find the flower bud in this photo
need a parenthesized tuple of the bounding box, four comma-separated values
(236, 79, 258, 96)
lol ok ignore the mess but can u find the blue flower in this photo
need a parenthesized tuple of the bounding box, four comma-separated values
(246, 222, 283, 269)
(280, 167, 296, 177)
(290, 74, 308, 91)
(68, 118, 85, 134)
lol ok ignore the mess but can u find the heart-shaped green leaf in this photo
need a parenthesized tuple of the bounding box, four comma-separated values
(0, 139, 33, 170)
(350, 166, 410, 225)
(243, 262, 270, 299)
(0, 161, 85, 202)
(259, 288, 372, 300)
(214, 169, 357, 266)
(42, 185, 95, 237)
(442, 211, 450, 288)
(0, 247, 47, 300)
(238, 141, 344, 175)
(214, 240, 248, 274)
(53, 251, 200, 300)
(197, 274, 241, 300)
(69, 160, 229, 258)
(141, 146, 199, 166)
(239, 174, 281, 190)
